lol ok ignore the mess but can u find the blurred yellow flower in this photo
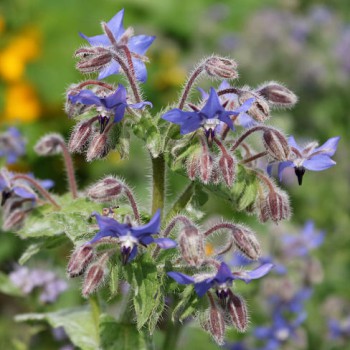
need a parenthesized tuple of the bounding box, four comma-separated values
(3, 82, 41, 123)
(205, 242, 215, 257)
(0, 28, 40, 82)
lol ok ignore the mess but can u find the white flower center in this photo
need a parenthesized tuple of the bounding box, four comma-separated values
(274, 327, 290, 341)
(202, 118, 221, 131)
(119, 231, 138, 250)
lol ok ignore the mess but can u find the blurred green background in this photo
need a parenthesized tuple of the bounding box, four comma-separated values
(0, 0, 350, 349)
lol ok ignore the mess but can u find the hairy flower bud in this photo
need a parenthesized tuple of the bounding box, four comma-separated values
(68, 120, 94, 153)
(82, 253, 109, 297)
(179, 225, 205, 266)
(34, 134, 64, 156)
(227, 291, 248, 332)
(87, 176, 124, 202)
(86, 132, 109, 162)
(75, 46, 112, 73)
(67, 244, 94, 278)
(199, 149, 213, 184)
(2, 209, 27, 231)
(231, 225, 261, 260)
(263, 128, 290, 161)
(257, 189, 291, 223)
(208, 304, 226, 345)
(239, 91, 270, 122)
(256, 82, 298, 108)
(205, 56, 238, 79)
(219, 153, 236, 187)
(186, 153, 199, 181)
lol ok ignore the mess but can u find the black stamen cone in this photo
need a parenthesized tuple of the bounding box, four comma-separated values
(99, 116, 110, 134)
(1, 190, 12, 206)
(121, 246, 131, 265)
(295, 166, 306, 186)
(205, 128, 215, 147)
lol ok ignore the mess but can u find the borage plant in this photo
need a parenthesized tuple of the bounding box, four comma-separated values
(0, 9, 340, 350)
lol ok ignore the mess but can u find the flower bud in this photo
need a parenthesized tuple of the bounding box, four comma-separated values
(208, 304, 226, 345)
(257, 189, 291, 223)
(227, 291, 248, 332)
(68, 120, 94, 153)
(204, 56, 238, 80)
(75, 47, 112, 74)
(179, 225, 205, 266)
(256, 82, 298, 108)
(82, 253, 109, 297)
(231, 225, 261, 260)
(86, 132, 109, 162)
(87, 176, 124, 202)
(199, 149, 213, 184)
(186, 153, 199, 181)
(219, 153, 236, 187)
(239, 91, 270, 122)
(34, 134, 64, 156)
(67, 244, 94, 278)
(2, 209, 27, 231)
(263, 128, 290, 161)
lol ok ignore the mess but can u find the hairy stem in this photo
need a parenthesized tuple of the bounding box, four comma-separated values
(11, 175, 60, 210)
(161, 318, 182, 350)
(230, 125, 269, 152)
(57, 139, 78, 199)
(241, 151, 268, 164)
(123, 186, 141, 224)
(89, 294, 101, 344)
(178, 65, 204, 110)
(151, 154, 165, 216)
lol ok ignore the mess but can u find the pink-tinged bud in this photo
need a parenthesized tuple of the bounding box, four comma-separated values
(68, 120, 94, 153)
(2, 209, 27, 231)
(186, 153, 199, 181)
(219, 153, 236, 187)
(199, 150, 213, 184)
(75, 47, 112, 74)
(257, 189, 291, 223)
(34, 134, 64, 156)
(211, 164, 221, 185)
(256, 82, 298, 108)
(204, 56, 238, 80)
(263, 129, 290, 161)
(239, 91, 270, 122)
(86, 176, 124, 202)
(179, 225, 205, 266)
(82, 253, 109, 297)
(65, 90, 92, 118)
(67, 244, 94, 278)
(208, 305, 226, 345)
(227, 291, 248, 332)
(231, 225, 261, 260)
(86, 132, 109, 162)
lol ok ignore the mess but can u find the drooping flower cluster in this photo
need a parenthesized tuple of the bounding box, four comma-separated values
(10, 265, 68, 303)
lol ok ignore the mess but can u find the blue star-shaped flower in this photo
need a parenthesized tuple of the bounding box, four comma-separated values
(168, 261, 273, 298)
(162, 88, 254, 138)
(80, 9, 155, 82)
(0, 127, 25, 164)
(69, 84, 152, 127)
(267, 136, 340, 185)
(88, 209, 177, 263)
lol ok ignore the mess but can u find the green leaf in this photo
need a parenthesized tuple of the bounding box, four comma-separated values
(237, 177, 258, 211)
(108, 261, 121, 301)
(125, 253, 164, 332)
(0, 271, 23, 297)
(17, 194, 105, 244)
(99, 314, 146, 350)
(16, 307, 99, 350)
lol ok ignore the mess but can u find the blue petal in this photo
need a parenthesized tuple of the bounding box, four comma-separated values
(129, 101, 153, 110)
(106, 9, 125, 40)
(131, 209, 161, 237)
(128, 35, 155, 55)
(92, 212, 129, 234)
(89, 229, 116, 244)
(303, 155, 336, 171)
(237, 112, 257, 128)
(180, 116, 203, 134)
(104, 84, 127, 108)
(79, 32, 110, 46)
(288, 136, 302, 152)
(313, 136, 340, 156)
(132, 59, 147, 82)
(197, 87, 208, 100)
(235, 98, 255, 113)
(218, 113, 235, 130)
(113, 104, 127, 122)
(254, 326, 272, 339)
(167, 271, 194, 285)
(194, 280, 213, 297)
(128, 246, 138, 262)
(13, 186, 36, 199)
(201, 88, 224, 118)
(214, 262, 235, 284)
(278, 161, 294, 181)
(244, 263, 274, 282)
(153, 237, 177, 249)
(98, 60, 121, 80)
(69, 90, 103, 107)
(139, 236, 154, 246)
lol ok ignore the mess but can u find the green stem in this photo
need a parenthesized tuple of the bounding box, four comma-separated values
(151, 154, 165, 215)
(89, 294, 101, 344)
(165, 182, 195, 221)
(161, 320, 182, 350)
